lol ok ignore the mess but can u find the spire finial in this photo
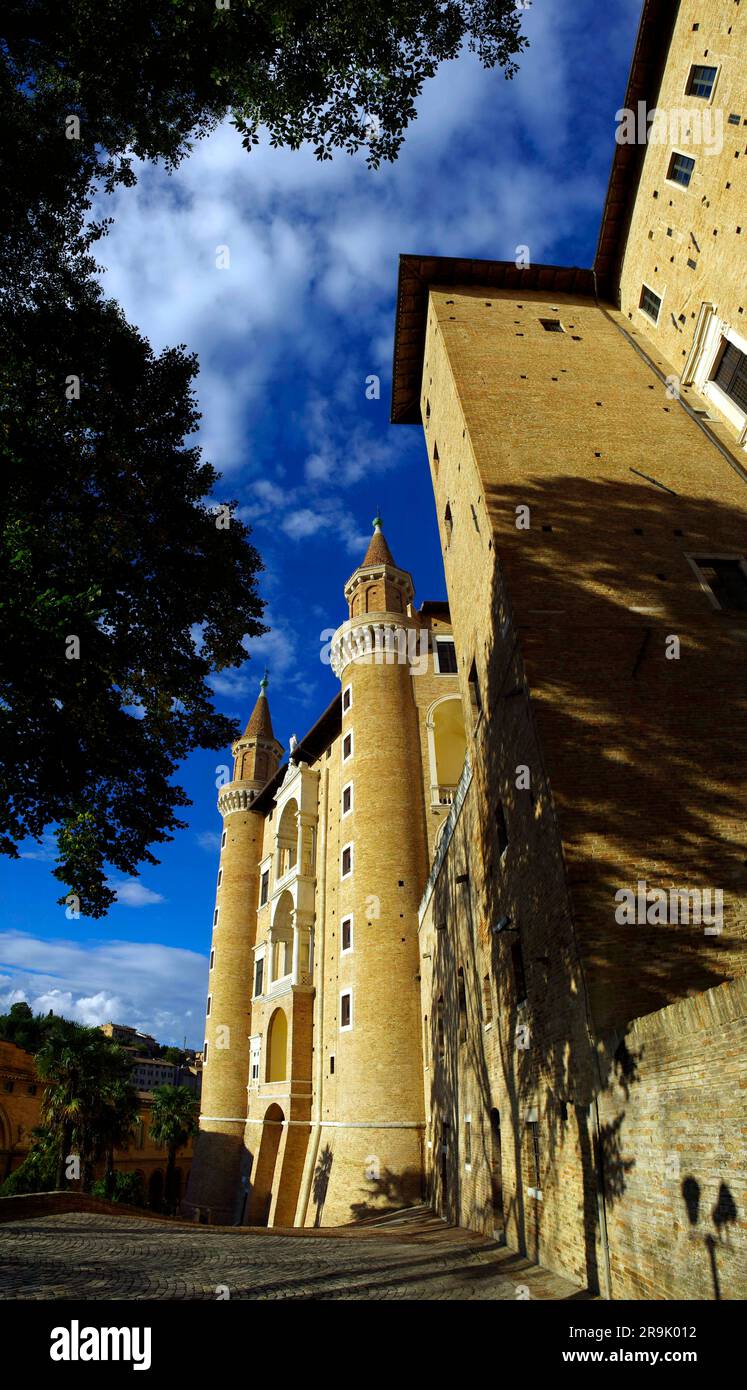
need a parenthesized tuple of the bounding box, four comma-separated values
(373, 511, 383, 532)
(260, 668, 269, 693)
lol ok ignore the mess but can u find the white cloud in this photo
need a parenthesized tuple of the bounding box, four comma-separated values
(107, 878, 165, 907)
(195, 830, 221, 854)
(0, 932, 207, 1047)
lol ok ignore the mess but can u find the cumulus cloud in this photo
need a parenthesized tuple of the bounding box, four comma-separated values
(0, 932, 207, 1047)
(107, 879, 165, 907)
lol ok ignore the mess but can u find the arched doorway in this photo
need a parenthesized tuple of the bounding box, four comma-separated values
(490, 1108, 504, 1237)
(269, 894, 294, 986)
(248, 1104, 285, 1226)
(266, 1008, 288, 1083)
(148, 1168, 164, 1211)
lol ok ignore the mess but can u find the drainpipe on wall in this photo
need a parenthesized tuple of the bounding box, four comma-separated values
(297, 764, 329, 1226)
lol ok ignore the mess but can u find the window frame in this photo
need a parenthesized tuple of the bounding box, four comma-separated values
(341, 841, 354, 880)
(341, 780, 354, 818)
(253, 947, 266, 999)
(666, 150, 695, 189)
(342, 730, 354, 763)
(686, 553, 747, 612)
(638, 282, 663, 325)
(435, 636, 458, 675)
(342, 683, 352, 715)
(340, 988, 353, 1032)
(684, 62, 719, 103)
(259, 866, 270, 908)
(341, 913, 354, 955)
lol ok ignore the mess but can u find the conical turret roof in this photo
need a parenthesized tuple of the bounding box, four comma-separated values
(361, 514, 395, 567)
(242, 673, 275, 741)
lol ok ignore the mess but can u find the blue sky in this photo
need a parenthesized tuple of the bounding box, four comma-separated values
(0, 0, 640, 1046)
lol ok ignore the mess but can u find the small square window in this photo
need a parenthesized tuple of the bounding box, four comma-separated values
(639, 284, 662, 323)
(686, 64, 718, 100)
(692, 556, 747, 611)
(435, 638, 458, 674)
(340, 990, 353, 1030)
(540, 318, 564, 333)
(342, 684, 352, 714)
(341, 915, 353, 953)
(342, 732, 353, 761)
(667, 151, 695, 187)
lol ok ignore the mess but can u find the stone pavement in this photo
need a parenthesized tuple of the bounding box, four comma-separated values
(0, 1205, 592, 1300)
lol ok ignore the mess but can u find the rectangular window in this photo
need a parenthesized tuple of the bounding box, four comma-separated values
(692, 556, 747, 611)
(206, 994, 212, 1016)
(527, 1119, 541, 1195)
(511, 937, 528, 1005)
(468, 658, 482, 719)
(259, 869, 269, 907)
(464, 1118, 472, 1167)
(496, 800, 509, 857)
(342, 782, 353, 816)
(213, 905, 220, 927)
(221, 830, 227, 849)
(341, 843, 353, 878)
(341, 915, 353, 953)
(667, 151, 695, 187)
(340, 990, 353, 1030)
(342, 732, 353, 761)
(435, 637, 458, 674)
(217, 867, 223, 887)
(330, 1053, 335, 1075)
(712, 341, 747, 414)
(539, 318, 564, 332)
(250, 1036, 261, 1082)
(210, 948, 215, 970)
(639, 284, 662, 323)
(342, 684, 352, 713)
(254, 955, 264, 997)
(686, 63, 717, 99)
(203, 1040, 209, 1065)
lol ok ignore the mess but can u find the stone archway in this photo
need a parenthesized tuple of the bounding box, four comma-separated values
(247, 1104, 285, 1226)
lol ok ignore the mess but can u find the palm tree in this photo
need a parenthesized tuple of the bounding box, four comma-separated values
(36, 1020, 137, 1190)
(90, 1073, 140, 1196)
(149, 1086, 199, 1214)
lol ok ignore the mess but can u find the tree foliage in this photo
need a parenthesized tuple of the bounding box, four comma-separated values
(149, 1084, 199, 1213)
(0, 279, 266, 915)
(2, 1, 526, 184)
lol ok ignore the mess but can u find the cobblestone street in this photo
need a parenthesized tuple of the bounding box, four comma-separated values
(0, 1209, 589, 1300)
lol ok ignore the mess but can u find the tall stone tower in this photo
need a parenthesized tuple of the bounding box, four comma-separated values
(184, 675, 283, 1222)
(321, 517, 430, 1219)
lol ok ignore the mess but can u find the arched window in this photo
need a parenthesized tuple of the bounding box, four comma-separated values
(427, 695, 467, 808)
(266, 1009, 288, 1082)
(276, 798, 298, 878)
(270, 891, 294, 982)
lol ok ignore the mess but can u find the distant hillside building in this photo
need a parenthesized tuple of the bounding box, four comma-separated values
(186, 0, 746, 1299)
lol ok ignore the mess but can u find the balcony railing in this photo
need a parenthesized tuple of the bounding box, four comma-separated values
(431, 784, 457, 807)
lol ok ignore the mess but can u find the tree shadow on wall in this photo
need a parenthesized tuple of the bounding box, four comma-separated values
(428, 471, 747, 1294)
(349, 1165, 425, 1223)
(312, 1144, 333, 1227)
